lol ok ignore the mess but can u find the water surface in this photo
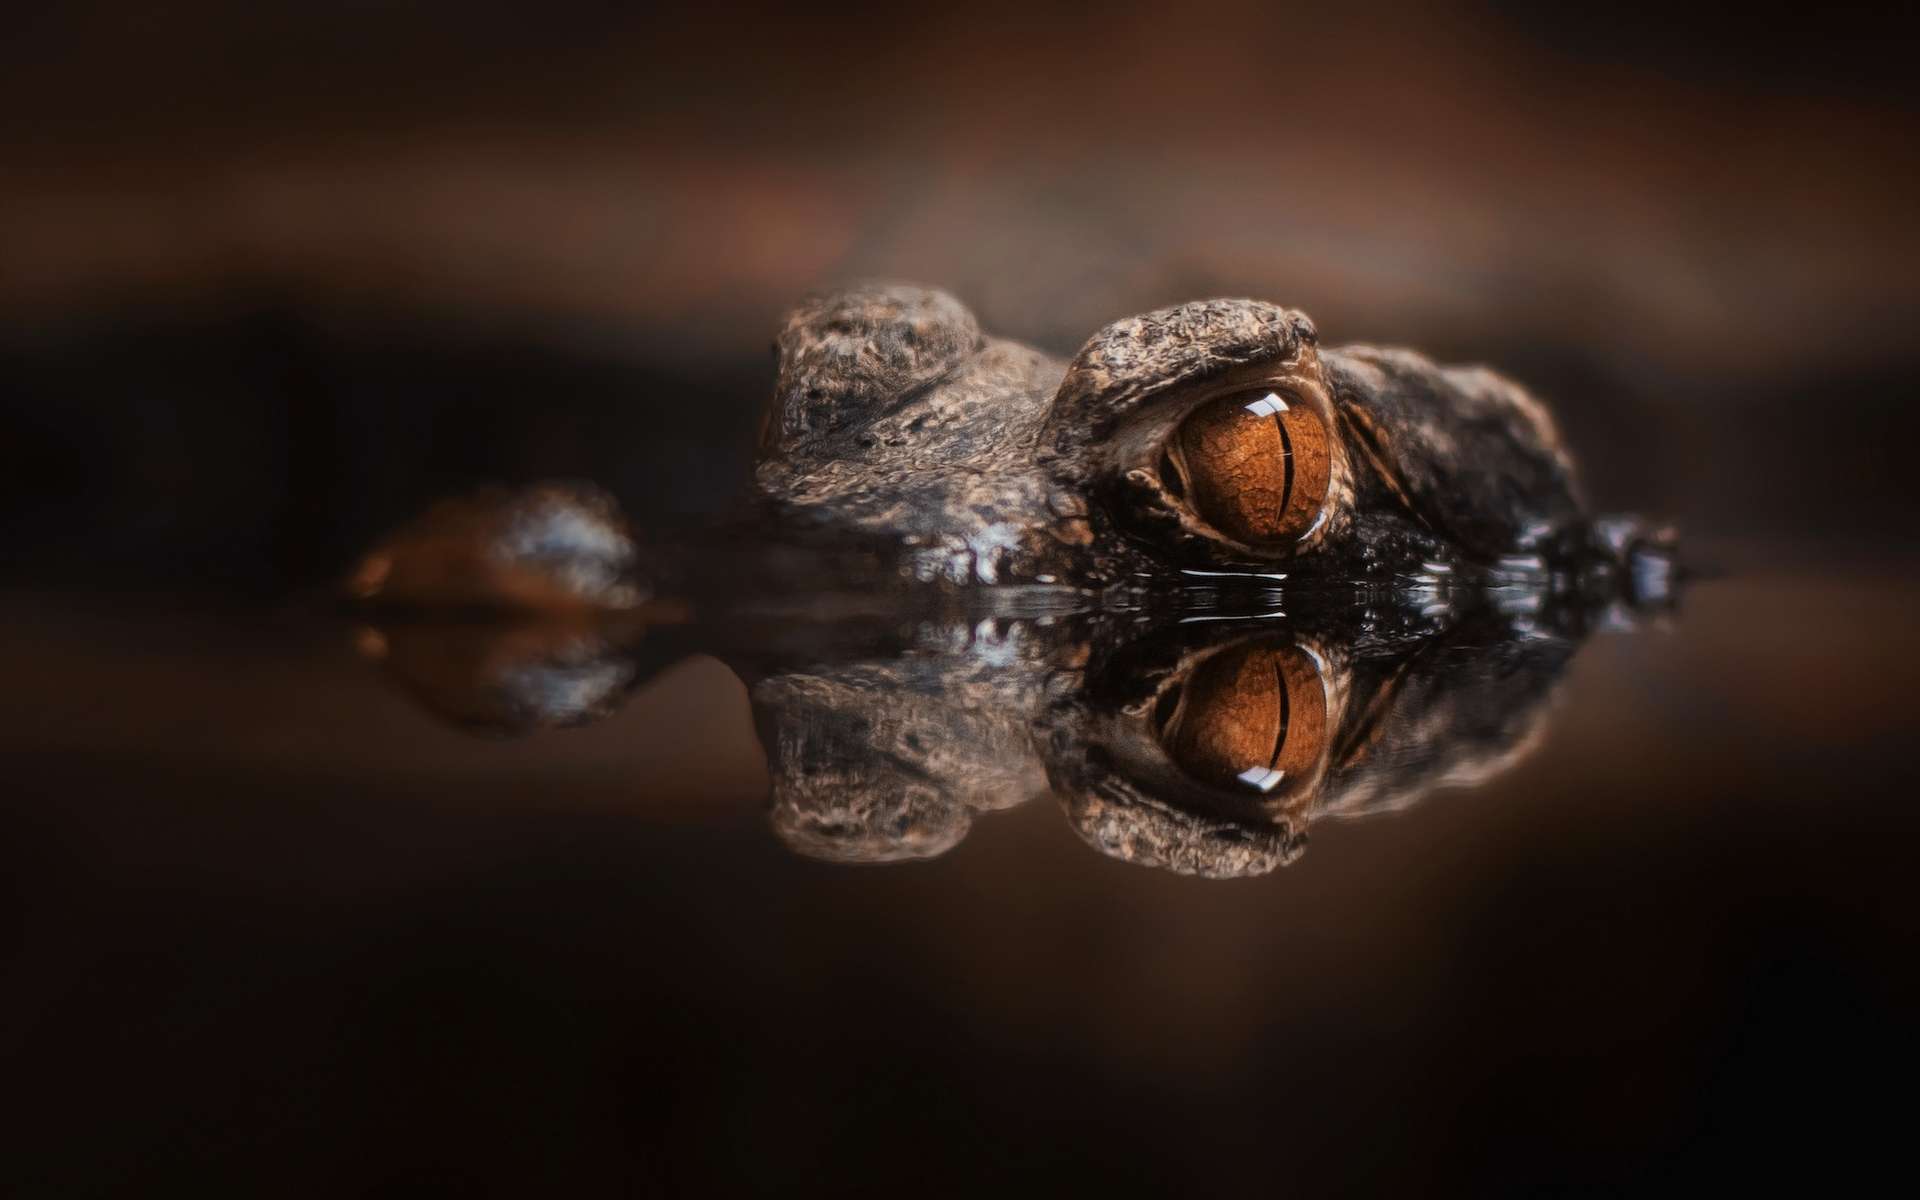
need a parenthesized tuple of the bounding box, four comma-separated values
(5, 570, 1916, 1192)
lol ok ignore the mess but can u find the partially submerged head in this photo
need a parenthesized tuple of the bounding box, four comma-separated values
(755, 283, 1589, 588)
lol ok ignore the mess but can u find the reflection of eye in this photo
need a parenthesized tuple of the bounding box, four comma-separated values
(1166, 390, 1332, 545)
(1158, 642, 1327, 794)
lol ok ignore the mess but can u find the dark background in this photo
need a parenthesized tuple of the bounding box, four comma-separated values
(4, 1, 1918, 591)
(3, 3, 1919, 1195)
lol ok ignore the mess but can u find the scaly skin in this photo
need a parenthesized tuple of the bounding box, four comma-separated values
(754, 282, 1673, 599)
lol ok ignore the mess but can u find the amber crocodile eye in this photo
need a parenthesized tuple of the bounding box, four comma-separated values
(1158, 642, 1328, 794)
(1167, 390, 1332, 545)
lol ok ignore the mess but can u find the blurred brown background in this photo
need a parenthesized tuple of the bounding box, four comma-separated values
(3, 0, 1917, 591)
(5, 6, 1920, 1195)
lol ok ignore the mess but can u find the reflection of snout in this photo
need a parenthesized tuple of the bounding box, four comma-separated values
(770, 780, 971, 865)
(359, 617, 637, 736)
(751, 670, 1046, 866)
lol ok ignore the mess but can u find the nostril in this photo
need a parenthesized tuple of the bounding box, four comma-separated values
(1151, 683, 1182, 734)
(1158, 447, 1187, 500)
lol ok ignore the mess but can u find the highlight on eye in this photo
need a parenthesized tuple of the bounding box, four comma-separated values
(1164, 389, 1333, 545)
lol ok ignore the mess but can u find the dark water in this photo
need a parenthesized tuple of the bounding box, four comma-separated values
(5, 569, 1917, 1193)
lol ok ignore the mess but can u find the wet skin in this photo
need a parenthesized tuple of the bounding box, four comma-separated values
(755, 284, 1671, 594)
(351, 283, 1675, 610)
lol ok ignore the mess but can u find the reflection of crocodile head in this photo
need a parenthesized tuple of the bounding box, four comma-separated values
(360, 584, 1646, 876)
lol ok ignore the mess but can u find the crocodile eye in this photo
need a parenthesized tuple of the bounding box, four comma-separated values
(1169, 390, 1332, 545)
(1158, 642, 1328, 794)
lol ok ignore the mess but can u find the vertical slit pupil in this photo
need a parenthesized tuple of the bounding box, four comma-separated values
(1272, 412, 1295, 521)
(1269, 652, 1291, 770)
